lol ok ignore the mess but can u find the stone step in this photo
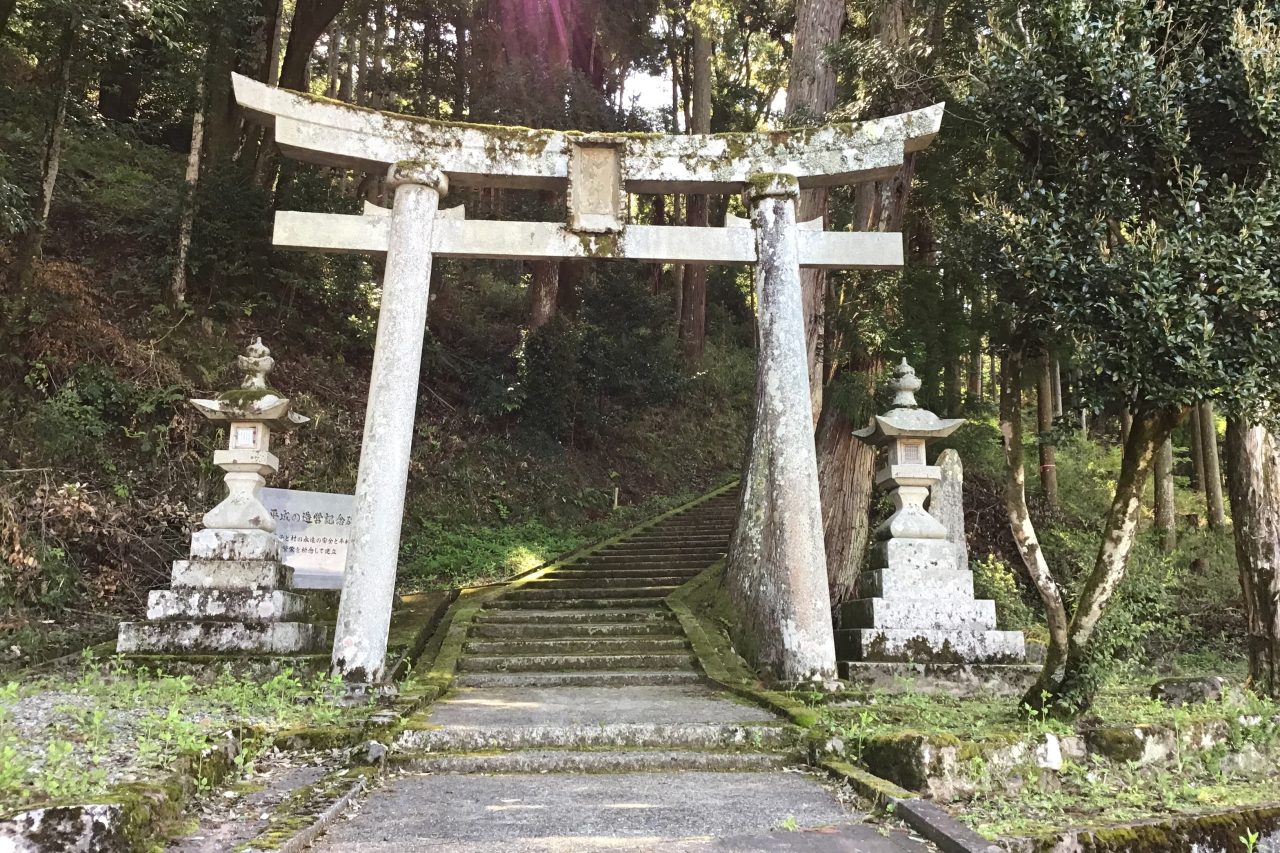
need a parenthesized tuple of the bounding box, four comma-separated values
(586, 549, 725, 560)
(456, 653, 699, 673)
(462, 637, 691, 656)
(396, 723, 791, 753)
(169, 559, 293, 591)
(117, 621, 327, 655)
(547, 568, 703, 580)
(858, 566, 974, 600)
(501, 586, 677, 602)
(453, 670, 705, 688)
(567, 556, 715, 567)
(484, 596, 670, 611)
(530, 575, 695, 589)
(835, 628, 1028, 664)
(624, 532, 730, 541)
(469, 621, 684, 639)
(841, 597, 997, 631)
(394, 749, 786, 775)
(146, 588, 309, 623)
(473, 608, 676, 624)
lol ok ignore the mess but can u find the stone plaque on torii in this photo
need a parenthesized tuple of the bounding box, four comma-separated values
(233, 73, 944, 686)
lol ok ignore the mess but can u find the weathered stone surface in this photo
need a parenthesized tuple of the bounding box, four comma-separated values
(1150, 675, 1231, 706)
(725, 175, 837, 685)
(930, 448, 969, 571)
(835, 628, 1027, 664)
(331, 165, 445, 685)
(117, 620, 326, 654)
(169, 558, 292, 590)
(859, 566, 975, 600)
(841, 597, 997, 631)
(233, 72, 944, 193)
(189, 528, 281, 562)
(0, 804, 131, 852)
(837, 661, 1040, 697)
(146, 588, 308, 622)
(874, 538, 962, 573)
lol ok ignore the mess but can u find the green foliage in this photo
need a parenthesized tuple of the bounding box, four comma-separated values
(520, 267, 684, 441)
(973, 554, 1037, 634)
(965, 0, 1280, 423)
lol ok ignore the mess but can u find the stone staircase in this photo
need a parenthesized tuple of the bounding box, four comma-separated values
(390, 486, 797, 774)
(309, 488, 937, 850)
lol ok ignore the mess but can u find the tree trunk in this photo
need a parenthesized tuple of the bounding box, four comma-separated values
(339, 14, 355, 101)
(1200, 401, 1226, 530)
(370, 0, 386, 107)
(1001, 347, 1070, 697)
(785, 0, 845, 420)
(330, 21, 345, 94)
(649, 195, 666, 294)
(171, 70, 207, 309)
(817, 367, 880, 606)
(1190, 404, 1206, 494)
(279, 0, 347, 92)
(1037, 359, 1058, 506)
(679, 19, 711, 367)
(11, 18, 75, 289)
(1051, 359, 1064, 418)
(1225, 420, 1280, 698)
(1120, 408, 1133, 447)
(1026, 405, 1183, 713)
(529, 262, 559, 331)
(1154, 438, 1176, 552)
(966, 342, 983, 405)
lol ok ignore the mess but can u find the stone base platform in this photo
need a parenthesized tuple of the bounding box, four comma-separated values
(838, 661, 1041, 698)
(117, 653, 330, 680)
(835, 628, 1027, 664)
(117, 620, 327, 655)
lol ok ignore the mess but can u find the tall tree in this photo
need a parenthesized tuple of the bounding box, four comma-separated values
(678, 10, 712, 367)
(279, 0, 347, 91)
(1226, 420, 1280, 698)
(968, 0, 1280, 712)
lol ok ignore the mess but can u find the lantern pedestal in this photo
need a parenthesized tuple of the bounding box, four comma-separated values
(837, 360, 1027, 666)
(117, 340, 328, 658)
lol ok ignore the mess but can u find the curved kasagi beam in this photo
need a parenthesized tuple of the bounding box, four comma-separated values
(233, 73, 943, 194)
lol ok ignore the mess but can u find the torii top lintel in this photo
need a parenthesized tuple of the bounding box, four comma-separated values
(232, 74, 943, 195)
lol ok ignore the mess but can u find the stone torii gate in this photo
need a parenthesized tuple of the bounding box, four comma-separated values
(233, 74, 943, 686)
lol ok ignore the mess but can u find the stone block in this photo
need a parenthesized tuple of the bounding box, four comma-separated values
(840, 597, 997, 631)
(117, 620, 327, 654)
(836, 661, 1040, 697)
(1150, 676, 1230, 707)
(859, 566, 974, 600)
(146, 589, 308, 623)
(190, 528, 281, 562)
(873, 538, 960, 573)
(170, 559, 292, 590)
(835, 628, 1027, 664)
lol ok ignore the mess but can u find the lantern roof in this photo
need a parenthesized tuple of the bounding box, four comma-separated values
(853, 359, 965, 444)
(190, 338, 309, 430)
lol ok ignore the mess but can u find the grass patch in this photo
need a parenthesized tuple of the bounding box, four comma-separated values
(0, 655, 371, 813)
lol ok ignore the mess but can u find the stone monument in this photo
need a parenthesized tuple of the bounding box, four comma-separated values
(836, 360, 1027, 665)
(117, 340, 328, 655)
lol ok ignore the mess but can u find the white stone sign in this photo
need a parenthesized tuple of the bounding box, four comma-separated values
(261, 488, 354, 590)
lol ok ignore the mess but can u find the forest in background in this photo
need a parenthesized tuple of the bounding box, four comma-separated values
(0, 0, 1278, 714)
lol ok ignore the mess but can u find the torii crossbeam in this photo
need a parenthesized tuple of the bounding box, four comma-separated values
(233, 74, 943, 686)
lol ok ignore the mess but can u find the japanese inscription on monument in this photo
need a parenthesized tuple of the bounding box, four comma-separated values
(261, 487, 354, 589)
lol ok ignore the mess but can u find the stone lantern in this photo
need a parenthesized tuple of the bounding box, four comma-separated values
(190, 338, 308, 538)
(854, 359, 964, 543)
(117, 340, 327, 657)
(836, 359, 1027, 668)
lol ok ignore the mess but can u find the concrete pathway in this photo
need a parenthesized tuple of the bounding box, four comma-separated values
(311, 490, 933, 851)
